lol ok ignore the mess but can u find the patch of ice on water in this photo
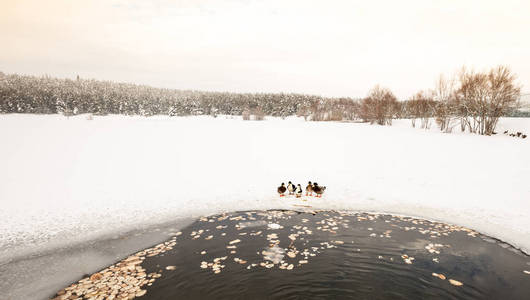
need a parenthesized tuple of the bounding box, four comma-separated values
(238, 220, 267, 228)
(263, 245, 285, 264)
(268, 223, 281, 230)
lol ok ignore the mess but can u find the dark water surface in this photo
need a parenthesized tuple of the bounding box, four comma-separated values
(137, 210, 529, 300)
(53, 210, 530, 300)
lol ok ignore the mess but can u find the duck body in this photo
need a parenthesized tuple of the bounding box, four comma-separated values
(295, 184, 303, 198)
(313, 183, 326, 197)
(316, 186, 326, 197)
(305, 181, 313, 196)
(287, 181, 295, 195)
(277, 183, 287, 197)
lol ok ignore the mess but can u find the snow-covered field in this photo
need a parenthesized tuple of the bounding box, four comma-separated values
(1, 114, 529, 264)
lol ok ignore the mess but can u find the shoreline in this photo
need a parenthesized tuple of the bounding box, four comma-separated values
(0, 217, 194, 300)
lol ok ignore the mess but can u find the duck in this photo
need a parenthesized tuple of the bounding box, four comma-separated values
(312, 182, 326, 198)
(306, 181, 313, 196)
(295, 184, 303, 198)
(287, 181, 295, 195)
(277, 183, 287, 197)
(317, 186, 327, 197)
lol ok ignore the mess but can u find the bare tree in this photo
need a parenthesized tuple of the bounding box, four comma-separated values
(360, 85, 397, 125)
(484, 66, 521, 134)
(456, 67, 486, 133)
(252, 107, 265, 120)
(296, 106, 310, 121)
(242, 109, 250, 120)
(309, 99, 325, 121)
(456, 66, 520, 135)
(433, 74, 457, 132)
(408, 91, 434, 129)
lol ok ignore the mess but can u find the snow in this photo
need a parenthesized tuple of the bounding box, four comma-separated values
(1, 114, 529, 266)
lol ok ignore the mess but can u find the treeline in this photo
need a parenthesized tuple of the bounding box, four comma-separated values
(0, 72, 360, 120)
(358, 66, 522, 135)
(0, 66, 524, 135)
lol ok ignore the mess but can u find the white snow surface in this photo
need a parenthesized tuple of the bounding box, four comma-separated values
(1, 114, 529, 261)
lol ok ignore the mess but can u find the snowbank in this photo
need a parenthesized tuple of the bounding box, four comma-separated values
(1, 114, 529, 262)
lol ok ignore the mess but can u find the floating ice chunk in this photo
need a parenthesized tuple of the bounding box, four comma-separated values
(238, 220, 267, 228)
(449, 279, 463, 286)
(263, 245, 285, 264)
(268, 223, 282, 230)
(267, 233, 278, 240)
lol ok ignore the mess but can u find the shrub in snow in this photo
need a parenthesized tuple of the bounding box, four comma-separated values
(360, 85, 398, 125)
(242, 109, 250, 120)
(401, 66, 521, 136)
(455, 66, 520, 135)
(252, 107, 265, 121)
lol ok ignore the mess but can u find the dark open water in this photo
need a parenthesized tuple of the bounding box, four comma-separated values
(53, 210, 530, 299)
(140, 210, 530, 299)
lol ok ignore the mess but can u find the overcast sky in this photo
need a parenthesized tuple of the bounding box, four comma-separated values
(1, 0, 529, 98)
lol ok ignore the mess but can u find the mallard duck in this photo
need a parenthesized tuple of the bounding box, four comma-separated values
(295, 184, 303, 198)
(277, 183, 287, 197)
(313, 183, 326, 197)
(306, 181, 313, 196)
(287, 181, 295, 195)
